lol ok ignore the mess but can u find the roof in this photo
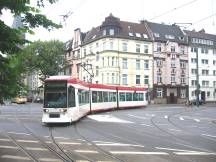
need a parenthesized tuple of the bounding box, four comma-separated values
(83, 14, 151, 44)
(146, 21, 187, 44)
(184, 30, 216, 41)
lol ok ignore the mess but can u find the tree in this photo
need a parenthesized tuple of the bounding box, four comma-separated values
(0, 0, 62, 102)
(20, 40, 66, 80)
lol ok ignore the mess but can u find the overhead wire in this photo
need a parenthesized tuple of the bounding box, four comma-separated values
(150, 0, 198, 20)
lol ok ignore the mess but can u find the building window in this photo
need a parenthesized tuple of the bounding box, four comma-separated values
(112, 57, 115, 66)
(157, 74, 162, 83)
(144, 60, 149, 69)
(201, 59, 208, 64)
(156, 59, 163, 67)
(112, 73, 115, 84)
(103, 42, 106, 50)
(136, 75, 141, 85)
(122, 74, 127, 85)
(213, 60, 216, 65)
(110, 41, 113, 50)
(154, 33, 160, 37)
(207, 91, 210, 98)
(102, 73, 104, 84)
(107, 73, 109, 84)
(171, 74, 176, 83)
(122, 58, 128, 69)
(213, 49, 216, 55)
(122, 42, 128, 52)
(144, 75, 149, 85)
(180, 77, 185, 84)
(213, 81, 216, 87)
(180, 46, 185, 54)
(136, 59, 140, 70)
(171, 59, 176, 67)
(171, 46, 175, 52)
(191, 80, 197, 86)
(180, 61, 186, 68)
(144, 44, 148, 54)
(180, 89, 186, 98)
(136, 44, 140, 53)
(201, 48, 208, 54)
(102, 57, 105, 67)
(96, 53, 99, 61)
(202, 80, 209, 87)
(191, 58, 197, 63)
(109, 29, 114, 35)
(83, 48, 86, 56)
(202, 70, 209, 75)
(96, 66, 99, 76)
(156, 43, 161, 52)
(192, 91, 195, 97)
(191, 69, 197, 74)
(156, 88, 163, 98)
(213, 70, 216, 76)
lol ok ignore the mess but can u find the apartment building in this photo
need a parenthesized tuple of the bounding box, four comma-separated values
(146, 22, 188, 104)
(78, 14, 153, 90)
(184, 30, 216, 103)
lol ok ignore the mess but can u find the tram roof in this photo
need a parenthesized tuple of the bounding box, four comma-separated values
(45, 76, 146, 91)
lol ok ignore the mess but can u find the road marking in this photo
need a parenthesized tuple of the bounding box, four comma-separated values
(194, 119, 200, 122)
(7, 132, 31, 136)
(174, 152, 216, 155)
(179, 117, 184, 120)
(140, 123, 152, 127)
(38, 158, 63, 162)
(110, 151, 168, 155)
(128, 114, 147, 119)
(26, 147, 48, 151)
(0, 138, 11, 141)
(169, 129, 181, 132)
(75, 150, 99, 153)
(156, 147, 194, 152)
(164, 115, 168, 119)
(59, 142, 81, 145)
(1, 155, 31, 160)
(202, 134, 216, 138)
(88, 115, 134, 123)
(17, 139, 39, 143)
(0, 145, 18, 149)
(54, 136, 70, 140)
(96, 143, 145, 148)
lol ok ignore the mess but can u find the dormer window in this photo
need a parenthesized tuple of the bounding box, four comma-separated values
(109, 29, 114, 35)
(154, 33, 160, 37)
(135, 33, 141, 37)
(103, 29, 106, 36)
(129, 32, 133, 36)
(143, 34, 148, 38)
(165, 35, 175, 39)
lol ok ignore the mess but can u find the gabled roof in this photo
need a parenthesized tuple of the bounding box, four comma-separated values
(184, 30, 216, 41)
(83, 14, 151, 45)
(146, 21, 187, 44)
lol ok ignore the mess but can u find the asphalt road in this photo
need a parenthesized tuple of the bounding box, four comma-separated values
(0, 103, 215, 162)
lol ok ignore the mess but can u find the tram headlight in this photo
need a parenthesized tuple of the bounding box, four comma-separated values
(60, 109, 67, 113)
(43, 109, 49, 113)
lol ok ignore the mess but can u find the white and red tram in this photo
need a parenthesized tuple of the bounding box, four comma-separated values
(42, 76, 148, 123)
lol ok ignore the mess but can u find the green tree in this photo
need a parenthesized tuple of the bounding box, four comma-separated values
(0, 0, 62, 102)
(21, 40, 66, 80)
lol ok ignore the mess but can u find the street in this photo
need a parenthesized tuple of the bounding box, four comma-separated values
(0, 103, 216, 162)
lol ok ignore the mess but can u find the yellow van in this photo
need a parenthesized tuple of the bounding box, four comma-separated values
(15, 96, 27, 104)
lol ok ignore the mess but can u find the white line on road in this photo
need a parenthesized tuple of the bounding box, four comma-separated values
(38, 158, 63, 162)
(1, 155, 31, 160)
(140, 123, 152, 127)
(194, 119, 200, 122)
(169, 129, 182, 132)
(127, 114, 147, 119)
(25, 147, 48, 151)
(155, 147, 195, 152)
(16, 139, 39, 143)
(58, 142, 81, 145)
(174, 152, 216, 155)
(0, 138, 11, 141)
(202, 134, 216, 138)
(75, 150, 99, 153)
(96, 143, 145, 148)
(0, 145, 18, 149)
(110, 151, 169, 155)
(7, 132, 31, 136)
(179, 117, 184, 120)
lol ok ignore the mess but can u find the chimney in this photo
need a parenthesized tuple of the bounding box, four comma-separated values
(199, 28, 205, 33)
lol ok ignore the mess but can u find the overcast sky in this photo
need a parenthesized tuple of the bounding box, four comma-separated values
(1, 0, 216, 42)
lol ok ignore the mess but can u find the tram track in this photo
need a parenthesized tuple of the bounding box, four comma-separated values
(74, 123, 127, 162)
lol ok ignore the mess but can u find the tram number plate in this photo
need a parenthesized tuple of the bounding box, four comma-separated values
(49, 114, 60, 118)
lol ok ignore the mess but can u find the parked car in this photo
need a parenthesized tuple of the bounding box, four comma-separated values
(14, 96, 27, 104)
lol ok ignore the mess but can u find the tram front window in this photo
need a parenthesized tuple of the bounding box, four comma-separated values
(44, 92, 67, 108)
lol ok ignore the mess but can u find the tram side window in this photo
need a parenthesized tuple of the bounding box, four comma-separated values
(78, 90, 89, 105)
(139, 93, 144, 101)
(133, 93, 139, 101)
(92, 91, 97, 103)
(68, 86, 76, 107)
(126, 93, 132, 101)
(108, 92, 116, 102)
(103, 91, 108, 102)
(119, 92, 126, 101)
(92, 91, 103, 103)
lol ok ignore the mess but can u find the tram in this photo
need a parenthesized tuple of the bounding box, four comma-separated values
(42, 76, 148, 123)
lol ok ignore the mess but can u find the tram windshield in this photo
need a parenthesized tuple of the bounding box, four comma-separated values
(44, 81, 67, 108)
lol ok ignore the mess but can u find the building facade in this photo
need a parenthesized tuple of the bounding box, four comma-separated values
(146, 22, 189, 104)
(185, 30, 216, 103)
(78, 14, 153, 92)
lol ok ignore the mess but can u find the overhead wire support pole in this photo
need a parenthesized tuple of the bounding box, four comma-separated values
(195, 48, 200, 107)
